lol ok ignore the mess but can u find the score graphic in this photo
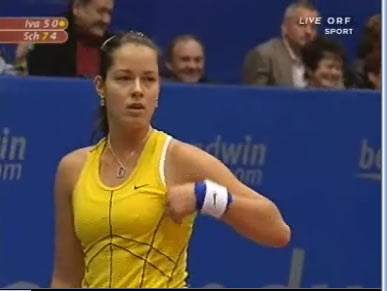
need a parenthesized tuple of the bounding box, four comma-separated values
(0, 17, 68, 43)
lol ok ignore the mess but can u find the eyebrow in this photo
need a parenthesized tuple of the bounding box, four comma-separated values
(115, 69, 157, 74)
(180, 55, 203, 59)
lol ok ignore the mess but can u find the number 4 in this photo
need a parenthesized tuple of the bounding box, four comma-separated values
(50, 32, 57, 40)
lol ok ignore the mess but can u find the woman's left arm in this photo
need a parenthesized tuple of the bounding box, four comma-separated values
(165, 141, 291, 248)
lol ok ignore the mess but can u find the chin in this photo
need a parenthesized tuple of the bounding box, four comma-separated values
(321, 82, 336, 89)
(298, 41, 307, 48)
(183, 77, 201, 83)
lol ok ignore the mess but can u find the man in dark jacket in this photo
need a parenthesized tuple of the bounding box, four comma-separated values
(27, 0, 114, 78)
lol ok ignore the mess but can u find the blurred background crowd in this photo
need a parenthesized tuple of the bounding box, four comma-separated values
(0, 0, 381, 90)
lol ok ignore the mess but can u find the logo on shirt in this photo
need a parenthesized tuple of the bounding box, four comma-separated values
(134, 184, 149, 190)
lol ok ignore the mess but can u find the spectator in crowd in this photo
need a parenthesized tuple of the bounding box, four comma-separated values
(352, 14, 381, 89)
(27, 0, 114, 78)
(0, 53, 17, 76)
(243, 2, 319, 88)
(301, 36, 345, 89)
(164, 35, 214, 84)
(15, 43, 32, 75)
(364, 47, 381, 90)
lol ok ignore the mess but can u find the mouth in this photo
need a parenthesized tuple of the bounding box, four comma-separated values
(321, 77, 339, 88)
(181, 71, 201, 81)
(127, 103, 145, 109)
(126, 103, 145, 115)
(183, 69, 199, 75)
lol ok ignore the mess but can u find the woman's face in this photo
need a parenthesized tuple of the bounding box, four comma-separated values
(309, 55, 343, 89)
(97, 43, 160, 130)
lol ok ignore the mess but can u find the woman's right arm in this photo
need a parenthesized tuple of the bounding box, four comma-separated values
(50, 150, 87, 288)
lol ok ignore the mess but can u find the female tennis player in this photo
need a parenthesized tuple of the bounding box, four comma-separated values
(51, 31, 291, 288)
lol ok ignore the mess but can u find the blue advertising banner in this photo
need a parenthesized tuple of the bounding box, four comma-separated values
(0, 77, 381, 288)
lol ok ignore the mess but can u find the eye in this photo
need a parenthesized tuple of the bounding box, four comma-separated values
(117, 76, 130, 81)
(146, 77, 156, 82)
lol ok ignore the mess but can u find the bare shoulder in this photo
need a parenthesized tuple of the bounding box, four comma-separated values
(56, 147, 93, 193)
(166, 139, 236, 186)
(58, 147, 92, 171)
(168, 139, 216, 165)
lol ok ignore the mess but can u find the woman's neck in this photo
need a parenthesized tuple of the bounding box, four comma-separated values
(107, 125, 152, 158)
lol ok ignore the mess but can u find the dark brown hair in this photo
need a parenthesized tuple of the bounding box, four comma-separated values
(94, 31, 161, 139)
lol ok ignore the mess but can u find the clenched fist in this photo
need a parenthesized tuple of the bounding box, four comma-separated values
(166, 183, 197, 224)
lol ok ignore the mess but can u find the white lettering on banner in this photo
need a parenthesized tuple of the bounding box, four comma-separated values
(194, 135, 266, 187)
(0, 163, 22, 180)
(233, 167, 263, 185)
(0, 128, 26, 181)
(201, 248, 364, 288)
(357, 139, 381, 181)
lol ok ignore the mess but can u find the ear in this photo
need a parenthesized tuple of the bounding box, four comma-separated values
(94, 75, 105, 99)
(281, 22, 287, 37)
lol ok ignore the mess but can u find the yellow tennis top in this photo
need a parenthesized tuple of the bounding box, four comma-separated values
(72, 129, 195, 288)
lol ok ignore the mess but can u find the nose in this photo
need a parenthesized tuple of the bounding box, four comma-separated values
(332, 67, 342, 78)
(187, 59, 197, 70)
(131, 78, 144, 99)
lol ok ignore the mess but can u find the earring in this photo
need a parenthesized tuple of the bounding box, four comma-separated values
(155, 98, 159, 108)
(100, 98, 105, 107)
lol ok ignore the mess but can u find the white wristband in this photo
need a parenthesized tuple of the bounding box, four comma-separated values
(201, 180, 230, 219)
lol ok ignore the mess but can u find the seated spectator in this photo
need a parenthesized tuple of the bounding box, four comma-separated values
(15, 43, 32, 76)
(364, 47, 381, 90)
(243, 2, 319, 88)
(27, 0, 114, 78)
(164, 35, 214, 84)
(352, 14, 381, 89)
(0, 53, 17, 76)
(301, 36, 345, 89)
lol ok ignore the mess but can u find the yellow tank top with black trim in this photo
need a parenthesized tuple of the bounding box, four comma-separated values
(73, 129, 195, 288)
